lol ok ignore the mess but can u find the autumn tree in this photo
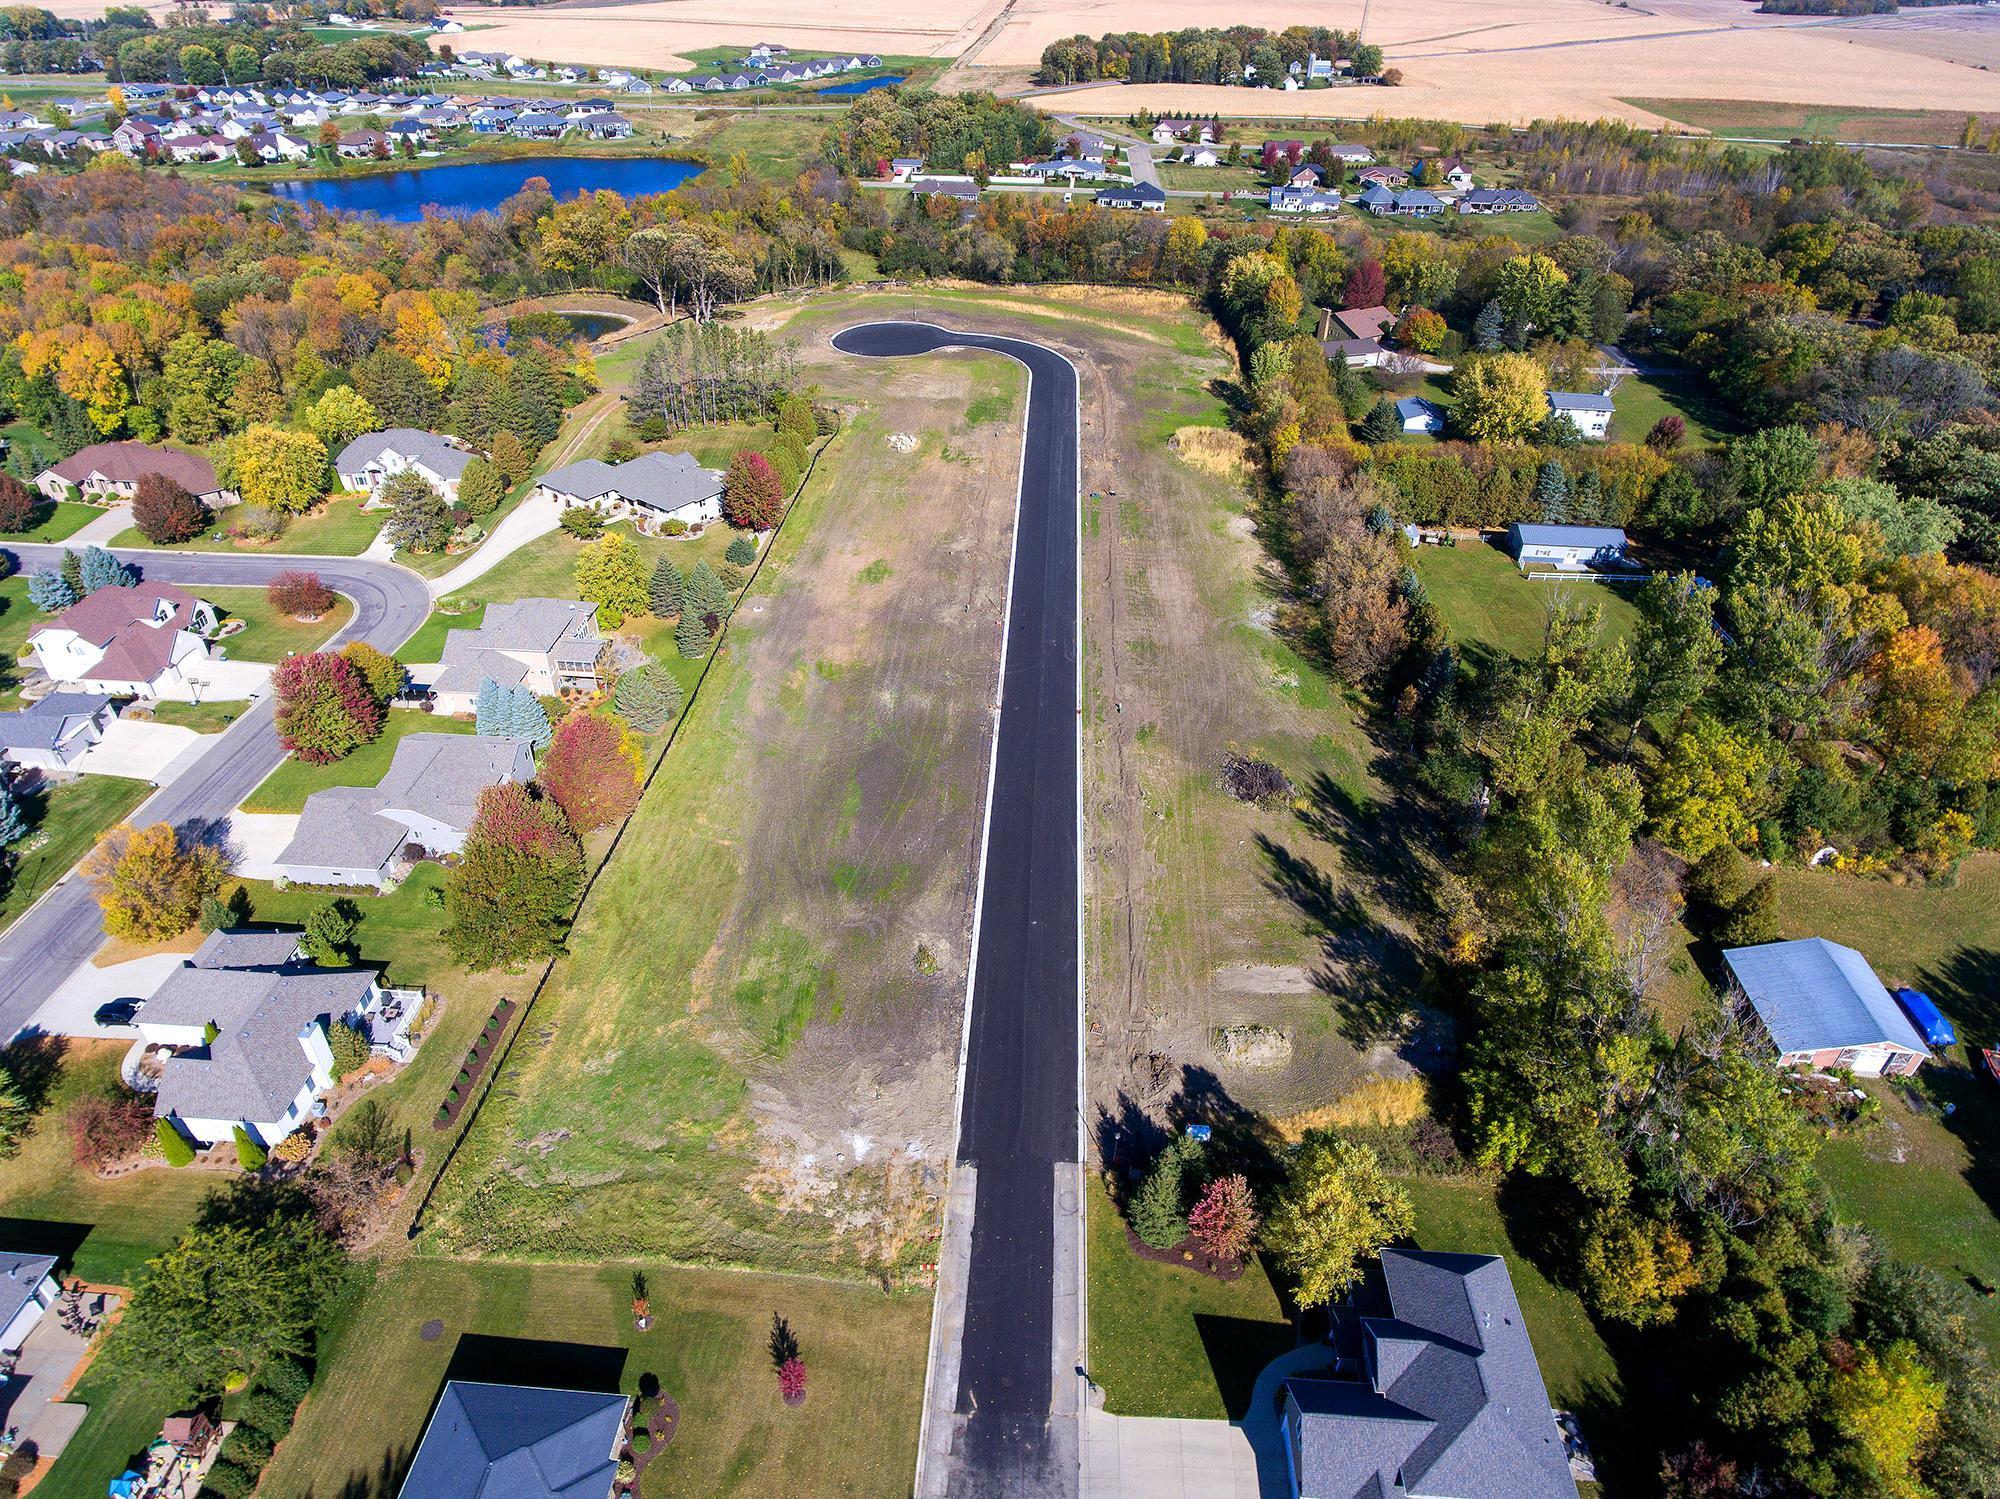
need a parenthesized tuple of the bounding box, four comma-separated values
(444, 782, 585, 970)
(456, 457, 505, 518)
(222, 426, 328, 514)
(1494, 253, 1570, 332)
(574, 533, 648, 625)
(1265, 1134, 1413, 1307)
(303, 385, 379, 451)
(539, 712, 643, 832)
(267, 570, 334, 620)
(273, 652, 383, 764)
(1831, 1342, 1945, 1499)
(132, 473, 206, 544)
(1647, 715, 1771, 860)
(723, 450, 785, 532)
(82, 823, 228, 943)
(339, 641, 405, 706)
(1342, 258, 1386, 309)
(1187, 1174, 1258, 1262)
(0, 475, 39, 534)
(1451, 354, 1548, 443)
(1870, 626, 1962, 764)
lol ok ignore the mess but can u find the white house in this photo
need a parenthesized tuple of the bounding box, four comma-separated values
(1505, 522, 1629, 572)
(1396, 397, 1444, 435)
(0, 692, 112, 772)
(1547, 391, 1614, 440)
(28, 582, 221, 699)
(533, 451, 725, 532)
(0, 1254, 59, 1355)
(275, 733, 539, 887)
(1268, 185, 1340, 215)
(335, 428, 473, 505)
(1723, 937, 1932, 1078)
(138, 929, 403, 1149)
(428, 597, 604, 716)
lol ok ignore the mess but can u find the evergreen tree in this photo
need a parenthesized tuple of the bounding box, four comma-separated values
(79, 546, 135, 592)
(1571, 470, 1604, 524)
(0, 781, 26, 846)
(648, 557, 684, 617)
(686, 561, 729, 618)
(1359, 398, 1400, 444)
(1130, 1136, 1203, 1249)
(26, 568, 75, 612)
(474, 678, 503, 735)
(675, 611, 712, 659)
(776, 393, 815, 445)
(508, 687, 552, 748)
(456, 457, 506, 518)
(1534, 461, 1571, 523)
(1473, 299, 1506, 353)
(613, 664, 683, 732)
(726, 534, 757, 567)
(58, 550, 82, 599)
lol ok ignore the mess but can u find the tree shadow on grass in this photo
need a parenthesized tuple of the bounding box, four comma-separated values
(1253, 832, 1423, 1049)
(303, 1443, 410, 1499)
(1907, 947, 2000, 1259)
(1194, 1314, 1301, 1421)
(1, 1029, 65, 1111)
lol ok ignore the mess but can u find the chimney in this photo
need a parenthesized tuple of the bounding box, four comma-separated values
(1316, 306, 1333, 341)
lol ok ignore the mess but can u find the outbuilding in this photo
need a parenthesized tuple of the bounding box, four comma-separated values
(1724, 937, 1933, 1077)
(1505, 522, 1628, 571)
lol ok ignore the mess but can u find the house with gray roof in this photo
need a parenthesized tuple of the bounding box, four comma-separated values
(427, 597, 604, 715)
(400, 1382, 629, 1499)
(0, 692, 112, 772)
(533, 451, 725, 534)
(335, 428, 474, 504)
(138, 927, 396, 1148)
(1505, 523, 1628, 572)
(0, 1253, 59, 1355)
(274, 731, 537, 887)
(1723, 937, 1931, 1077)
(1546, 391, 1614, 441)
(1282, 1249, 1577, 1499)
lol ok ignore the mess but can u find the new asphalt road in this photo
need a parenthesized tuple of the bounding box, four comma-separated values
(831, 322, 1082, 1497)
(0, 546, 431, 1038)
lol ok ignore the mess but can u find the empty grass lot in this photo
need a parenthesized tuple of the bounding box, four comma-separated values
(1606, 370, 1728, 449)
(0, 775, 149, 934)
(204, 584, 352, 662)
(242, 709, 472, 813)
(258, 1258, 929, 1499)
(112, 494, 387, 555)
(1085, 1178, 1295, 1419)
(0, 500, 96, 543)
(1409, 539, 1642, 663)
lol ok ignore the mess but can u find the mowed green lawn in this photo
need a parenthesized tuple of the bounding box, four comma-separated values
(112, 494, 386, 556)
(242, 709, 472, 813)
(203, 584, 351, 662)
(1768, 855, 2000, 1352)
(1605, 369, 1729, 448)
(1085, 1178, 1295, 1418)
(1410, 539, 1643, 662)
(0, 499, 97, 543)
(0, 776, 149, 934)
(258, 1258, 929, 1499)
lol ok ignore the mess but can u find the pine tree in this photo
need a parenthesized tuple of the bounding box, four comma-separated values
(1359, 398, 1399, 444)
(58, 550, 83, 599)
(1533, 461, 1571, 524)
(686, 561, 729, 618)
(1130, 1136, 1202, 1249)
(613, 664, 683, 732)
(648, 557, 684, 617)
(474, 678, 503, 735)
(509, 687, 552, 748)
(0, 781, 26, 846)
(1571, 470, 1604, 524)
(675, 611, 712, 659)
(26, 568, 75, 612)
(726, 533, 757, 567)
(1473, 299, 1505, 353)
(80, 546, 135, 592)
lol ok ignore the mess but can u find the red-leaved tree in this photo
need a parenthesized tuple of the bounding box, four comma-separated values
(273, 651, 383, 763)
(538, 712, 642, 833)
(1342, 259, 1387, 310)
(131, 473, 206, 544)
(467, 779, 580, 857)
(268, 569, 336, 619)
(723, 450, 785, 532)
(70, 1090, 154, 1168)
(1187, 1174, 1259, 1263)
(1646, 415, 1687, 453)
(0, 474, 42, 534)
(778, 1356, 808, 1406)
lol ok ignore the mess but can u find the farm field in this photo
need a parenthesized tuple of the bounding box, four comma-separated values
(1625, 97, 2000, 144)
(424, 297, 1026, 1278)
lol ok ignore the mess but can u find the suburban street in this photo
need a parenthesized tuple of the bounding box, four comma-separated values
(0, 547, 431, 1039)
(831, 322, 1083, 1499)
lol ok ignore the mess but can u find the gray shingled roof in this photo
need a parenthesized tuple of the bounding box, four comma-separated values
(537, 451, 724, 517)
(0, 693, 104, 751)
(279, 733, 535, 869)
(0, 1252, 56, 1337)
(1724, 938, 1929, 1056)
(1287, 1249, 1576, 1499)
(1548, 392, 1615, 414)
(192, 927, 304, 970)
(335, 428, 472, 484)
(275, 787, 408, 873)
(432, 597, 600, 697)
(401, 1381, 628, 1499)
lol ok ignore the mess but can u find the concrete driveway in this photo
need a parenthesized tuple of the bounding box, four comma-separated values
(28, 951, 185, 1037)
(74, 717, 200, 781)
(227, 811, 302, 881)
(428, 491, 563, 598)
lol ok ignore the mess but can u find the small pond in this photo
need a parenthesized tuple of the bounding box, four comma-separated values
(269, 155, 706, 222)
(817, 74, 907, 95)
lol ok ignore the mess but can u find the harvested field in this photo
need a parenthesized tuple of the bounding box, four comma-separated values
(1627, 97, 2000, 145)
(424, 305, 1026, 1276)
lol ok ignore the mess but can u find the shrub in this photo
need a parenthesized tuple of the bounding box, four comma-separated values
(233, 1126, 268, 1172)
(218, 1423, 273, 1469)
(200, 1458, 257, 1499)
(1646, 414, 1687, 452)
(70, 1091, 153, 1168)
(726, 533, 757, 567)
(270, 1131, 311, 1164)
(1187, 1174, 1259, 1262)
(613, 664, 683, 733)
(156, 1117, 196, 1167)
(457, 457, 505, 518)
(560, 505, 606, 540)
(236, 1388, 298, 1441)
(267, 570, 335, 620)
(131, 475, 209, 547)
(328, 1020, 370, 1079)
(632, 1428, 653, 1454)
(1720, 875, 1781, 947)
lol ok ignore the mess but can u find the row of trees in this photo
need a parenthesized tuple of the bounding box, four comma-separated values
(1035, 26, 1381, 86)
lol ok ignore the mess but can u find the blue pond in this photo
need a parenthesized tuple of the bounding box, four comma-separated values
(817, 74, 907, 95)
(269, 155, 705, 222)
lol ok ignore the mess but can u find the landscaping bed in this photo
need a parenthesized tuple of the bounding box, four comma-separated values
(433, 998, 515, 1131)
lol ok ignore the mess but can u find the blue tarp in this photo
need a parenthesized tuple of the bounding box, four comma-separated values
(108, 1472, 141, 1498)
(1894, 988, 1957, 1048)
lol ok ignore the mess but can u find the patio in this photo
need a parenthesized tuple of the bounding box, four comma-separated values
(0, 1289, 121, 1466)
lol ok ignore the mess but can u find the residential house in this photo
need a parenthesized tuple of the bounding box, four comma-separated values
(243, 128, 313, 163)
(509, 111, 570, 140)
(427, 597, 606, 716)
(1150, 116, 1217, 145)
(1547, 391, 1614, 440)
(1287, 163, 1325, 188)
(1505, 522, 1629, 572)
(1355, 164, 1410, 189)
(0, 1254, 59, 1356)
(1018, 158, 1111, 182)
(1459, 187, 1541, 215)
(1325, 142, 1375, 165)
(1397, 397, 1445, 435)
(385, 119, 431, 146)
(1324, 336, 1394, 369)
(160, 132, 224, 164)
(27, 581, 220, 699)
(0, 692, 113, 772)
(1268, 185, 1340, 215)
(275, 732, 539, 886)
(1178, 145, 1221, 167)
(1280, 1249, 1578, 1499)
(1330, 306, 1395, 342)
(138, 927, 414, 1148)
(110, 118, 160, 155)
(400, 1382, 630, 1499)
(572, 111, 633, 140)
(888, 156, 924, 180)
(337, 128, 389, 158)
(1723, 938, 1932, 1078)
(534, 450, 726, 533)
(908, 176, 981, 204)
(37, 441, 232, 506)
(1422, 157, 1475, 190)
(1095, 181, 1167, 212)
(1360, 183, 1444, 217)
(335, 429, 473, 504)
